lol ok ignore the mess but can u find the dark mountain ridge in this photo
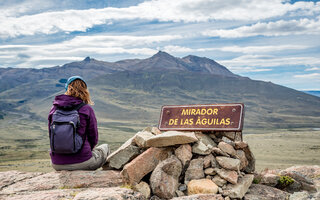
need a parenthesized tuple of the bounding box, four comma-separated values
(0, 51, 236, 93)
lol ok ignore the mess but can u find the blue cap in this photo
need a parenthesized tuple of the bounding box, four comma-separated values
(65, 76, 87, 91)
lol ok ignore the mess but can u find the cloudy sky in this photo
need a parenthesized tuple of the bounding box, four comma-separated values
(0, 0, 319, 90)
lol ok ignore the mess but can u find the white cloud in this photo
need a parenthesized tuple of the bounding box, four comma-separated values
(1, 0, 319, 38)
(162, 44, 310, 54)
(305, 67, 320, 71)
(0, 34, 181, 68)
(218, 45, 310, 53)
(203, 17, 320, 38)
(231, 66, 272, 73)
(0, 0, 55, 18)
(294, 73, 320, 78)
(162, 45, 193, 53)
(220, 54, 320, 70)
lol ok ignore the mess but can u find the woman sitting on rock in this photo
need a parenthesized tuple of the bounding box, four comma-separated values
(48, 76, 110, 170)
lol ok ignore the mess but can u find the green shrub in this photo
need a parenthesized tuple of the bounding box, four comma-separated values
(277, 175, 294, 188)
(253, 177, 261, 184)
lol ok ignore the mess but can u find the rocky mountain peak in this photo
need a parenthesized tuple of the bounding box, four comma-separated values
(84, 56, 91, 62)
(152, 51, 175, 59)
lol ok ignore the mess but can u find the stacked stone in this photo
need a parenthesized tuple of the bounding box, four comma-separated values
(103, 127, 256, 200)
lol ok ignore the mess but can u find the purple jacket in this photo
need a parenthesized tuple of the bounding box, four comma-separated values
(48, 94, 98, 165)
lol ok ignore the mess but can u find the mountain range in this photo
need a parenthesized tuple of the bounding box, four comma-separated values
(0, 51, 320, 130)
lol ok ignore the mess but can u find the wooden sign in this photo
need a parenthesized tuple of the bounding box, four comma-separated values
(158, 103, 244, 131)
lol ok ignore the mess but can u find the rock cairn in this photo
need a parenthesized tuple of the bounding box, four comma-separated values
(103, 127, 256, 199)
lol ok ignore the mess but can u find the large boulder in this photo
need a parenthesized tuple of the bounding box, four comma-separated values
(145, 131, 198, 147)
(150, 155, 182, 199)
(121, 147, 171, 185)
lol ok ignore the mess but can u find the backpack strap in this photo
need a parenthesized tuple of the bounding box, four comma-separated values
(74, 102, 86, 111)
(74, 102, 87, 150)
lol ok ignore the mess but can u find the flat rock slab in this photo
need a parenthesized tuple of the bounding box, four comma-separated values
(73, 187, 146, 200)
(216, 156, 240, 171)
(0, 189, 79, 200)
(0, 172, 60, 195)
(60, 170, 123, 188)
(134, 131, 155, 148)
(0, 170, 123, 195)
(145, 131, 198, 147)
(0, 171, 43, 190)
(121, 147, 171, 185)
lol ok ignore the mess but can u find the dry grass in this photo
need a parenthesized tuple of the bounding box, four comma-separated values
(244, 129, 320, 172)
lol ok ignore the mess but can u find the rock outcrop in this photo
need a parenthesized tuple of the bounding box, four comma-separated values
(1, 127, 319, 200)
(0, 170, 135, 200)
(103, 128, 257, 199)
(249, 165, 320, 199)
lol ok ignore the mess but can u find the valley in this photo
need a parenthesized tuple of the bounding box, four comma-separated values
(0, 51, 319, 173)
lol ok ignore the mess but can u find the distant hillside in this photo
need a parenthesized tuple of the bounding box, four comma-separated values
(0, 51, 320, 130)
(303, 91, 320, 97)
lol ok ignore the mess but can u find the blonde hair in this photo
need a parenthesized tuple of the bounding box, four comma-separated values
(65, 79, 94, 105)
